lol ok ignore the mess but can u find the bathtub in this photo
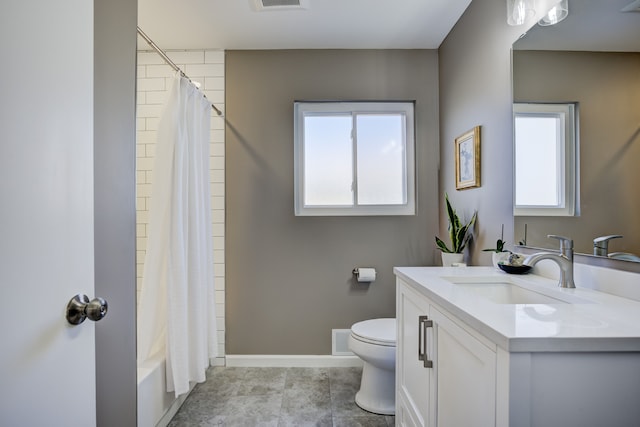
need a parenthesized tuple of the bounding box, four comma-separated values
(137, 353, 192, 427)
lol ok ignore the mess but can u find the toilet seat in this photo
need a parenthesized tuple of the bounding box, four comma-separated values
(351, 318, 396, 347)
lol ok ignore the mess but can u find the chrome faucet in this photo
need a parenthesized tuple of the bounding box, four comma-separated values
(593, 235, 623, 257)
(523, 235, 575, 288)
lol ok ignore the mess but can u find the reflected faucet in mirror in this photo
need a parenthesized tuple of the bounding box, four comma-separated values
(592, 235, 640, 262)
(609, 252, 640, 262)
(593, 235, 623, 256)
(523, 235, 575, 288)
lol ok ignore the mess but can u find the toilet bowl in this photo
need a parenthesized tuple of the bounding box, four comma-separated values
(348, 318, 396, 415)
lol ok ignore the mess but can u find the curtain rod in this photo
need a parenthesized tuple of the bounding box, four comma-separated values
(136, 26, 223, 116)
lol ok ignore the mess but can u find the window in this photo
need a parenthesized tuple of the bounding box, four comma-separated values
(513, 103, 578, 216)
(294, 101, 416, 216)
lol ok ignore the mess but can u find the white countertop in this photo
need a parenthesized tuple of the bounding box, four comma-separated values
(394, 266, 640, 352)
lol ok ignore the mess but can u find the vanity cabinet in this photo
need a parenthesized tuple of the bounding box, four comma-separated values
(397, 279, 497, 427)
(396, 267, 640, 427)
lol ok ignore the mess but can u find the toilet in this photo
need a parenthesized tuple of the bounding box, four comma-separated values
(348, 318, 396, 415)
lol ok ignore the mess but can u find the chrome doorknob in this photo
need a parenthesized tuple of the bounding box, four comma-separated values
(66, 294, 108, 325)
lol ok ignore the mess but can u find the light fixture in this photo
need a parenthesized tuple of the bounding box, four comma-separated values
(507, 0, 536, 26)
(538, 0, 569, 26)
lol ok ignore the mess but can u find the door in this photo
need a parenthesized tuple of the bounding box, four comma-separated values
(0, 1, 98, 425)
(432, 306, 497, 427)
(397, 281, 435, 427)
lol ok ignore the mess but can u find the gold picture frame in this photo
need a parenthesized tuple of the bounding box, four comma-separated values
(455, 126, 481, 190)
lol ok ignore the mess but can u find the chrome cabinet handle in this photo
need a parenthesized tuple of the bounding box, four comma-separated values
(66, 294, 108, 325)
(418, 315, 426, 362)
(418, 315, 433, 368)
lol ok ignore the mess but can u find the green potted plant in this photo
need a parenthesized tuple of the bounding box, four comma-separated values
(482, 224, 511, 268)
(435, 194, 477, 266)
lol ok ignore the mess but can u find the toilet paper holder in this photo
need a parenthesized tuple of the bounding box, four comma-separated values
(352, 267, 377, 282)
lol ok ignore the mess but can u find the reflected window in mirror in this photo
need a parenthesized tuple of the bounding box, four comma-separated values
(513, 103, 578, 216)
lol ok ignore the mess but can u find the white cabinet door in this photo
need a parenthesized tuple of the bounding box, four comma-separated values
(397, 282, 435, 427)
(0, 1, 97, 425)
(432, 306, 497, 427)
(397, 279, 497, 427)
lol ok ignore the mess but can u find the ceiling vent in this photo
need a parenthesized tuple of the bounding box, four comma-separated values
(621, 0, 640, 12)
(250, 0, 310, 11)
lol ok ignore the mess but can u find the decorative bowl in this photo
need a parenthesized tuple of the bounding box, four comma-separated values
(497, 263, 532, 275)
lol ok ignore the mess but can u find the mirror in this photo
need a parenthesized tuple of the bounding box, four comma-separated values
(512, 0, 640, 262)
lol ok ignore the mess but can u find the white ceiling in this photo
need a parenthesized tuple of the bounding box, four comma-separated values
(137, 0, 473, 51)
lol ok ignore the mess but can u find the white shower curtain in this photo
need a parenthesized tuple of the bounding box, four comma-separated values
(137, 72, 217, 397)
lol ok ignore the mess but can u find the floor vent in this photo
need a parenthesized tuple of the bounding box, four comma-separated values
(332, 329, 353, 356)
(250, 0, 310, 11)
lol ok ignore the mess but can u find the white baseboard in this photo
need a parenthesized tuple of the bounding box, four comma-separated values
(225, 354, 363, 368)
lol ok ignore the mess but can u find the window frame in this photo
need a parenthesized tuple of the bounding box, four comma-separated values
(294, 101, 416, 216)
(513, 102, 578, 216)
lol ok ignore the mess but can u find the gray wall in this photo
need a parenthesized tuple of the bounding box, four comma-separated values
(95, 0, 138, 424)
(513, 50, 640, 256)
(438, 0, 533, 265)
(226, 50, 440, 355)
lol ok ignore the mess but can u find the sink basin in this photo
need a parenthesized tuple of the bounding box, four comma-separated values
(455, 281, 567, 304)
(443, 276, 591, 305)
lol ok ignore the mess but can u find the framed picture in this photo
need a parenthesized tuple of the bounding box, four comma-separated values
(455, 126, 481, 190)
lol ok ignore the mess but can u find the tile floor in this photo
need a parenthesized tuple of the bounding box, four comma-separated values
(168, 366, 395, 426)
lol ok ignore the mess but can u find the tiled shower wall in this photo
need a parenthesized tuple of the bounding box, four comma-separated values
(136, 49, 226, 364)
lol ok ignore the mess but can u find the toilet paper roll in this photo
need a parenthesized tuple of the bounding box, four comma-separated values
(356, 268, 376, 282)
